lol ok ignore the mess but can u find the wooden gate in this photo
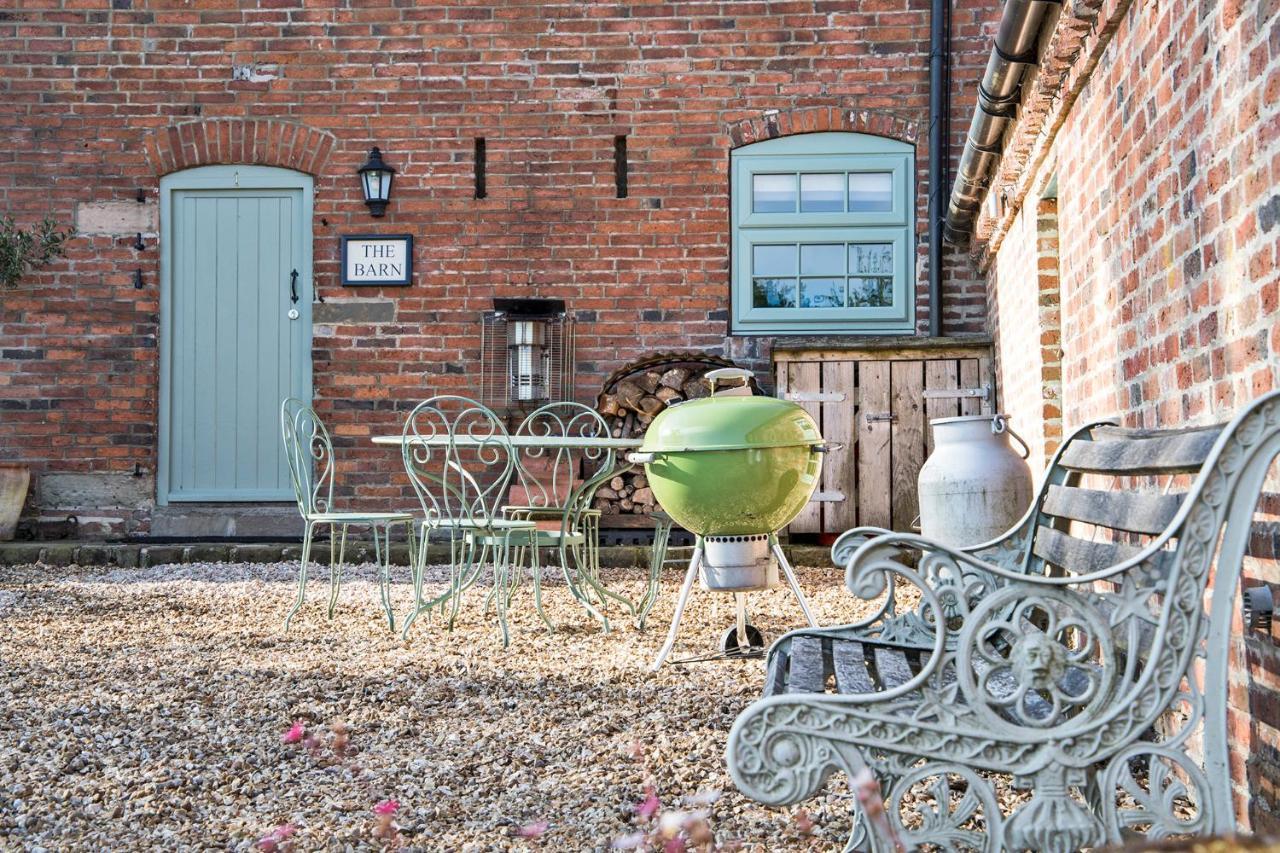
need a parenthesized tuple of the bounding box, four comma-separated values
(773, 339, 994, 535)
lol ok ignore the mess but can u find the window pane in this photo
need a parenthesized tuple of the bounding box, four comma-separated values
(799, 173, 844, 212)
(753, 278, 797, 308)
(849, 277, 893, 307)
(753, 243, 797, 277)
(752, 174, 796, 213)
(800, 243, 844, 276)
(800, 278, 845, 308)
(849, 243, 893, 276)
(848, 172, 893, 212)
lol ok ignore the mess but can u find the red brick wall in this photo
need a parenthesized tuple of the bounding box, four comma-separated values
(979, 0, 1280, 831)
(0, 0, 999, 532)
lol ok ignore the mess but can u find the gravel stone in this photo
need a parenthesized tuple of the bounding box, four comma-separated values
(0, 559, 880, 850)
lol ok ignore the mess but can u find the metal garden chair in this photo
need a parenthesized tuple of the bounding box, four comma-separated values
(398, 395, 538, 647)
(280, 398, 416, 631)
(506, 401, 633, 630)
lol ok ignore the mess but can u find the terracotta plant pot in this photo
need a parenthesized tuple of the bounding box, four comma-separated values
(0, 463, 31, 541)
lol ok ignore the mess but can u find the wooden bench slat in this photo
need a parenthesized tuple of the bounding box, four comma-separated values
(832, 640, 876, 694)
(1058, 427, 1220, 474)
(872, 647, 915, 689)
(1032, 525, 1170, 575)
(785, 636, 827, 694)
(764, 650, 790, 698)
(1042, 485, 1185, 536)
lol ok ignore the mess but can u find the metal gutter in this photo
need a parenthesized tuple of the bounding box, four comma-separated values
(927, 0, 950, 336)
(944, 0, 1063, 246)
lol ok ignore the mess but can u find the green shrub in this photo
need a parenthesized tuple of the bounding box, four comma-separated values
(0, 214, 75, 289)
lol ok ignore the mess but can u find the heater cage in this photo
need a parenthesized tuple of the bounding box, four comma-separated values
(480, 299, 576, 408)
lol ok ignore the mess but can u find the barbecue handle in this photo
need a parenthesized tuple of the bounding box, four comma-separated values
(704, 367, 753, 394)
(626, 451, 658, 464)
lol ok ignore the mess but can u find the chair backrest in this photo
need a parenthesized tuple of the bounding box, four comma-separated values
(401, 395, 518, 528)
(280, 398, 335, 517)
(512, 401, 613, 514)
(1022, 421, 1226, 579)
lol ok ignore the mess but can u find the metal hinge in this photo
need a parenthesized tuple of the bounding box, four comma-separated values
(922, 385, 991, 400)
(863, 412, 897, 423)
(811, 491, 845, 502)
(786, 391, 848, 403)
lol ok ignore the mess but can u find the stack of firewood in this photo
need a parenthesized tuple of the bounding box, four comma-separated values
(593, 364, 715, 516)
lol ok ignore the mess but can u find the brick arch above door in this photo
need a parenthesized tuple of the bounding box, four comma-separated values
(727, 107, 920, 150)
(141, 119, 337, 177)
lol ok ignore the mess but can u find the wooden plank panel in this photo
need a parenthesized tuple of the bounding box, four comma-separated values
(1032, 525, 1170, 576)
(785, 636, 827, 694)
(872, 647, 915, 689)
(1059, 429, 1221, 475)
(832, 640, 876, 694)
(959, 359, 981, 416)
(820, 361, 856, 532)
(923, 359, 960, 456)
(1042, 485, 1185, 536)
(857, 361, 892, 529)
(890, 360, 925, 532)
(789, 362, 823, 532)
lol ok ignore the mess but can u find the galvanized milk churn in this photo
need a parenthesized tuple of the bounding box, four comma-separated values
(917, 414, 1034, 547)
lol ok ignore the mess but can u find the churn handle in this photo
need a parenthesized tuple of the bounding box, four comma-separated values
(992, 414, 1031, 460)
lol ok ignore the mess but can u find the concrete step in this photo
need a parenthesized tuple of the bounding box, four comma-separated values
(150, 504, 304, 538)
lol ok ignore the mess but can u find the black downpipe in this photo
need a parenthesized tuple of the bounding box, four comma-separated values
(944, 0, 1062, 245)
(927, 0, 949, 337)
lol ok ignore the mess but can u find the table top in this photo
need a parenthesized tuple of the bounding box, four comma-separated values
(371, 434, 644, 449)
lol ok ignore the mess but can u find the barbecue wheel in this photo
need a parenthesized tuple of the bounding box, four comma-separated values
(720, 623, 765, 655)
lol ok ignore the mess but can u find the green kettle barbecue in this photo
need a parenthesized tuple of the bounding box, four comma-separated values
(628, 368, 831, 668)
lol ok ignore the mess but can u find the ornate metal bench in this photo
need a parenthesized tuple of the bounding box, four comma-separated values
(727, 391, 1280, 852)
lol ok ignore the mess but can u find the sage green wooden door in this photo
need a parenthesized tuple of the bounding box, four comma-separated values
(158, 166, 313, 503)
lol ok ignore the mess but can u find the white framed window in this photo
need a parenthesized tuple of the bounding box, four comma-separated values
(730, 132, 915, 334)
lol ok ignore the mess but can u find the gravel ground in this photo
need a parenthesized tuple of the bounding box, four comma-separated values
(0, 558, 874, 851)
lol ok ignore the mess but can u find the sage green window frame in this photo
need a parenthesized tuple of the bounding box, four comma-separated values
(730, 132, 915, 334)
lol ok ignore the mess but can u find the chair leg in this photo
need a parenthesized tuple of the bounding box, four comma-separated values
(560, 540, 610, 631)
(650, 543, 703, 671)
(530, 538, 554, 631)
(637, 515, 672, 631)
(327, 523, 347, 619)
(285, 520, 315, 631)
(493, 538, 511, 648)
(375, 523, 395, 632)
(770, 536, 817, 628)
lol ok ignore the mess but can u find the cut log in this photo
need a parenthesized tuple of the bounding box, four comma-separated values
(610, 476, 625, 491)
(616, 379, 647, 412)
(655, 386, 683, 404)
(620, 499, 634, 511)
(682, 377, 710, 399)
(637, 395, 665, 417)
(637, 371, 663, 393)
(659, 367, 692, 390)
(595, 487, 619, 500)
(631, 475, 648, 490)
(598, 395, 622, 417)
(632, 487, 654, 505)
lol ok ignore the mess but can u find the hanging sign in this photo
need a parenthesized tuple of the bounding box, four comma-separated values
(340, 234, 413, 286)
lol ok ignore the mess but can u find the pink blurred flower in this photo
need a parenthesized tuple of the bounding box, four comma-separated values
(515, 820, 549, 838)
(281, 721, 305, 745)
(373, 799, 400, 816)
(663, 837, 686, 853)
(255, 823, 296, 851)
(635, 786, 660, 822)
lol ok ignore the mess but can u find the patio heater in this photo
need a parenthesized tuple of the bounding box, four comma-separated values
(480, 298, 576, 407)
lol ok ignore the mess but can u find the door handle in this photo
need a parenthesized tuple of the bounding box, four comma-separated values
(289, 269, 299, 304)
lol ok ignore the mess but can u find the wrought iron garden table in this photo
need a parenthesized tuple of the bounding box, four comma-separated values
(371, 433, 647, 630)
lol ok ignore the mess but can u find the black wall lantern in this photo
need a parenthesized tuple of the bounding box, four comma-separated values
(357, 146, 396, 217)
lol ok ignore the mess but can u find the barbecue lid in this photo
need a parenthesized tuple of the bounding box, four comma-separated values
(639, 395, 822, 453)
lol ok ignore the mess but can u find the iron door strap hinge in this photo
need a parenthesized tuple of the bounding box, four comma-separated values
(922, 385, 991, 400)
(864, 412, 897, 424)
(786, 391, 848, 403)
